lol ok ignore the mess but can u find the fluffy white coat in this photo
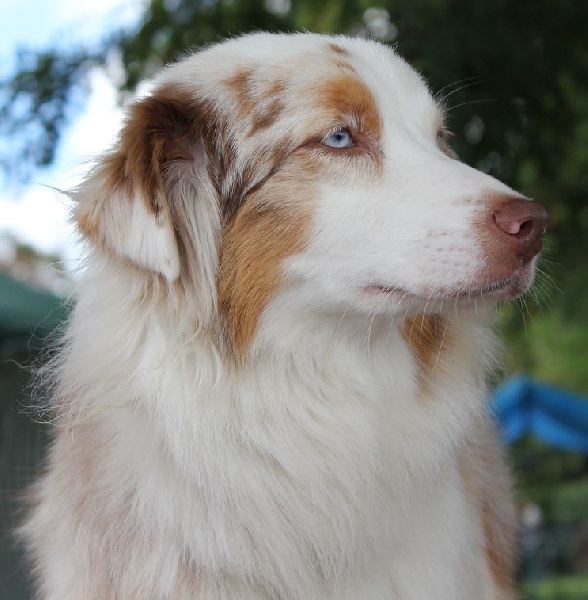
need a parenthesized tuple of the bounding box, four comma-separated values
(23, 33, 549, 599)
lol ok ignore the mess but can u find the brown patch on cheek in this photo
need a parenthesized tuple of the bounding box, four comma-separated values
(218, 177, 313, 356)
(401, 313, 449, 395)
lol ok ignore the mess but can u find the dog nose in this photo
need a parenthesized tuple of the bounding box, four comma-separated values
(492, 198, 549, 262)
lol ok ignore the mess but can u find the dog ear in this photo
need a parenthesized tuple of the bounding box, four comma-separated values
(75, 88, 209, 282)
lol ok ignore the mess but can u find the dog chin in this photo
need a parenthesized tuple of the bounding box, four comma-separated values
(363, 264, 537, 307)
(466, 262, 539, 302)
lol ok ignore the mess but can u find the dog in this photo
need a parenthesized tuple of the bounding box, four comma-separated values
(23, 33, 548, 599)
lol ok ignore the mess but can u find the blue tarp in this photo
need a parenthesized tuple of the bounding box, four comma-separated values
(493, 376, 588, 453)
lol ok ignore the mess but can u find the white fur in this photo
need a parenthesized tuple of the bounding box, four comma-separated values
(21, 33, 535, 599)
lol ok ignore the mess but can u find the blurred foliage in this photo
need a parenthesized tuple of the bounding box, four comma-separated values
(0, 48, 102, 180)
(522, 574, 588, 599)
(502, 299, 588, 394)
(1, 0, 588, 391)
(511, 435, 588, 524)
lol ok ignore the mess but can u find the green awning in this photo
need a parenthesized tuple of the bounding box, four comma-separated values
(0, 272, 68, 342)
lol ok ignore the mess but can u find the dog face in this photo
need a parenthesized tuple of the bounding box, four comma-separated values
(75, 33, 547, 353)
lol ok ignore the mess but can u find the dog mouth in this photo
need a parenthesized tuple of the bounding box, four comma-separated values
(364, 269, 533, 303)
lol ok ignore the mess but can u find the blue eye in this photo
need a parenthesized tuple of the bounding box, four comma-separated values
(321, 128, 353, 149)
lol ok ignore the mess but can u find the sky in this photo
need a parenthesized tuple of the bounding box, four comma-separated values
(0, 0, 143, 271)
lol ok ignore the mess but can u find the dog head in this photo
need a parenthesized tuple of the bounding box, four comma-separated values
(75, 33, 547, 354)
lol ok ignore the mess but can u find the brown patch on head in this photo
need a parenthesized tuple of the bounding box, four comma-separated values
(328, 42, 351, 57)
(249, 78, 287, 134)
(219, 129, 296, 228)
(226, 69, 256, 117)
(317, 74, 382, 142)
(225, 68, 287, 137)
(264, 78, 286, 100)
(326, 43, 357, 73)
(334, 59, 357, 74)
(401, 313, 449, 395)
(249, 97, 286, 135)
(218, 169, 313, 357)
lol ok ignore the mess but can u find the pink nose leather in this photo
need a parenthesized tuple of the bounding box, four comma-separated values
(492, 198, 549, 262)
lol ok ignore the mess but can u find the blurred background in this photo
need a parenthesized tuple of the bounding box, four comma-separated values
(1, 0, 587, 598)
